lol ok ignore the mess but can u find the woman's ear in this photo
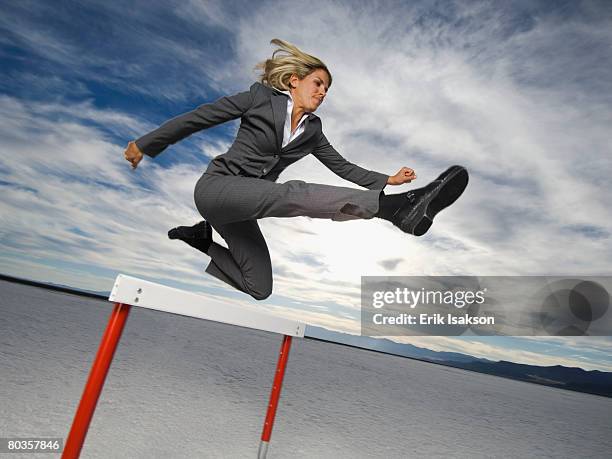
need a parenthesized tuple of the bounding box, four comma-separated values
(289, 73, 299, 89)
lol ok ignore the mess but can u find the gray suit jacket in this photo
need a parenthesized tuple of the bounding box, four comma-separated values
(135, 82, 389, 190)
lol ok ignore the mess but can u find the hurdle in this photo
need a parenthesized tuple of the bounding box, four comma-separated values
(62, 274, 305, 459)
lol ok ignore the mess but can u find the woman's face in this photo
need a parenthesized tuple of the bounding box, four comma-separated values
(289, 68, 330, 113)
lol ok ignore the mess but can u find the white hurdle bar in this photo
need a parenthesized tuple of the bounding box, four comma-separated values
(63, 274, 305, 459)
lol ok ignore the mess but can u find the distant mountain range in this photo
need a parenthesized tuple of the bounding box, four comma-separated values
(306, 325, 612, 398)
(2, 273, 611, 398)
(0, 273, 110, 299)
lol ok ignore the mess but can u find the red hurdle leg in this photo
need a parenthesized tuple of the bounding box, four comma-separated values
(258, 334, 293, 459)
(62, 302, 131, 459)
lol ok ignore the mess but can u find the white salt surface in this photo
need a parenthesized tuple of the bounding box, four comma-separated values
(1, 279, 611, 458)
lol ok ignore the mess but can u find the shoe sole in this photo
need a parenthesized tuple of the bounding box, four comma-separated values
(399, 166, 469, 236)
(168, 221, 212, 240)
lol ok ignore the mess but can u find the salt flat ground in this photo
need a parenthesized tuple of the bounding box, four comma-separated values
(1, 279, 611, 458)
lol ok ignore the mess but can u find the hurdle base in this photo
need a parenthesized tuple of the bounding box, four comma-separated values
(257, 440, 269, 459)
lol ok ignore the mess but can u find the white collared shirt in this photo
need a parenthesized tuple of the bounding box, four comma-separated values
(274, 87, 310, 148)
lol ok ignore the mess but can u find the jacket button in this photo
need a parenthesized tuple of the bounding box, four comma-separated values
(262, 168, 267, 174)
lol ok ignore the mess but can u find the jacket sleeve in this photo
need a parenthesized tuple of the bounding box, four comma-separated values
(135, 82, 259, 158)
(312, 132, 389, 190)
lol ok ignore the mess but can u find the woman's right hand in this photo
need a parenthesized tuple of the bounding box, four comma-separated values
(124, 141, 143, 169)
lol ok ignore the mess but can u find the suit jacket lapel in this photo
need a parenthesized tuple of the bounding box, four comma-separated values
(281, 114, 317, 151)
(271, 92, 288, 152)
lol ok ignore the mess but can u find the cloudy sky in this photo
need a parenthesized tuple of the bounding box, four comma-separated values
(1, 0, 611, 370)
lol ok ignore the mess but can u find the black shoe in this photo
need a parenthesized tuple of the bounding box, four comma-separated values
(168, 220, 213, 253)
(391, 165, 469, 236)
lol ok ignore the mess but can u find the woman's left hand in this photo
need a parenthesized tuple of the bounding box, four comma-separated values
(387, 167, 417, 185)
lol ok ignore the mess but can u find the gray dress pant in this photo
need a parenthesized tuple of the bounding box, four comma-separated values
(193, 173, 382, 300)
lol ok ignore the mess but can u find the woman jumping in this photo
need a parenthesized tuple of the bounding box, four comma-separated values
(124, 39, 468, 300)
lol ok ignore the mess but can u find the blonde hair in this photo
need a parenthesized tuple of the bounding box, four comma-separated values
(255, 39, 332, 91)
